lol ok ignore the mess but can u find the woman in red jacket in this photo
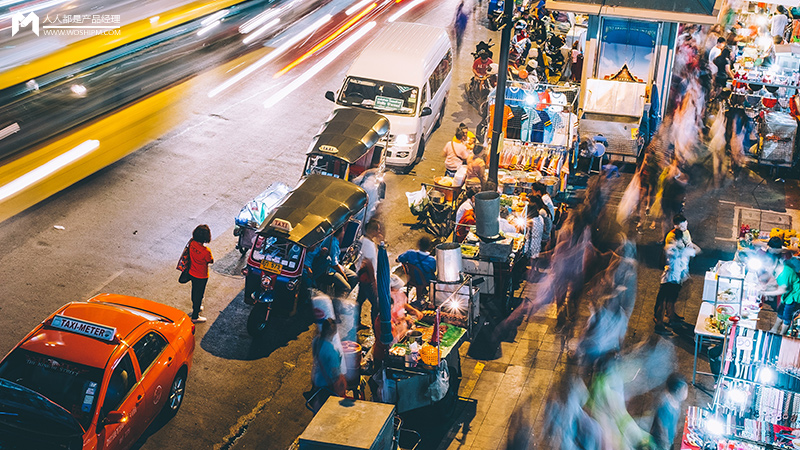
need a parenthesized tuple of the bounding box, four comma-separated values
(188, 224, 214, 323)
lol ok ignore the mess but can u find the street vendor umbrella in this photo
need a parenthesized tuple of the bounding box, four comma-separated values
(377, 242, 393, 346)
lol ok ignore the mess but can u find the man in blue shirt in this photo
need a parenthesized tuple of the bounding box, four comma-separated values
(398, 237, 437, 303)
(325, 227, 358, 298)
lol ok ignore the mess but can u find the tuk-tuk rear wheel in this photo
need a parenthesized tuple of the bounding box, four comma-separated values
(247, 303, 270, 337)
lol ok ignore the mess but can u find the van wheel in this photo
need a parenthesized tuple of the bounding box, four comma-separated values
(434, 99, 446, 130)
(412, 140, 426, 166)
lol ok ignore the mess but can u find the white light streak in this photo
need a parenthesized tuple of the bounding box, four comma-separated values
(197, 20, 221, 37)
(263, 21, 376, 109)
(0, 123, 20, 141)
(201, 10, 228, 26)
(388, 0, 425, 22)
(240, 0, 298, 34)
(346, 0, 371, 15)
(209, 14, 332, 98)
(0, 140, 99, 202)
(242, 18, 279, 44)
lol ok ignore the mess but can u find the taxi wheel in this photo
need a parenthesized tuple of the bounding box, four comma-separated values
(162, 368, 187, 418)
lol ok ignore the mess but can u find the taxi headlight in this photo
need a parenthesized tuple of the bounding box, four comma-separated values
(396, 151, 410, 158)
(391, 133, 417, 145)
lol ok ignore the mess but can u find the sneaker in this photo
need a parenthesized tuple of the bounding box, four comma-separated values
(200, 305, 204, 311)
(192, 316, 207, 323)
(654, 324, 672, 336)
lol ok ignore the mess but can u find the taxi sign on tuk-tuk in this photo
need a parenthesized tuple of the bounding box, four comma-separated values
(318, 145, 338, 154)
(271, 218, 293, 233)
(50, 314, 116, 342)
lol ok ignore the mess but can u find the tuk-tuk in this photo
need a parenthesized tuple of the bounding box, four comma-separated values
(243, 174, 368, 336)
(304, 108, 390, 181)
(304, 109, 389, 222)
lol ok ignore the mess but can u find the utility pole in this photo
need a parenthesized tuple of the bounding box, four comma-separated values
(487, 0, 514, 188)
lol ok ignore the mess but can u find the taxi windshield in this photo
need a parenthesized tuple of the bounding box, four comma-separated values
(337, 77, 418, 116)
(0, 349, 103, 430)
(252, 235, 303, 272)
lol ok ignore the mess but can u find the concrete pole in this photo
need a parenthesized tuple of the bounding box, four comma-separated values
(487, 0, 514, 189)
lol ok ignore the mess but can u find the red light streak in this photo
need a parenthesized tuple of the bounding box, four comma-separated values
(274, 3, 377, 78)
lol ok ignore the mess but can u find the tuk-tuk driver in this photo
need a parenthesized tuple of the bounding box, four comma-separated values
(327, 227, 358, 298)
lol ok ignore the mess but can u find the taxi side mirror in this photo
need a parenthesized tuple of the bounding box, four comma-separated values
(420, 106, 432, 117)
(325, 91, 336, 102)
(103, 411, 128, 425)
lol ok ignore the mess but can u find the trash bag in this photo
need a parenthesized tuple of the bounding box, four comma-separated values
(406, 187, 428, 216)
(427, 361, 450, 403)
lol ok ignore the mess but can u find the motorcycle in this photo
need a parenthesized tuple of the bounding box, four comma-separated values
(466, 41, 495, 108)
(233, 183, 291, 255)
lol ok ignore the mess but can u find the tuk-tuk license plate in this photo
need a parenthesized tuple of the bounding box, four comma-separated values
(260, 260, 282, 274)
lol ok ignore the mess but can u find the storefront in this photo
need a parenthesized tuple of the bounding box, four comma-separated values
(545, 0, 722, 160)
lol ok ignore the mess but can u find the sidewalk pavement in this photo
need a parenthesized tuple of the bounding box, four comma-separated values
(406, 166, 799, 450)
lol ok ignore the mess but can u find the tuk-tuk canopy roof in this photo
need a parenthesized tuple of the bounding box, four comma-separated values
(306, 108, 390, 164)
(259, 174, 368, 248)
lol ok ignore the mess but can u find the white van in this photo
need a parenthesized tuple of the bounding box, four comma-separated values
(325, 22, 453, 172)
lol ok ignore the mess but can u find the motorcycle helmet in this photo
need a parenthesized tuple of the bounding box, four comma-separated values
(487, 63, 499, 75)
(515, 20, 527, 30)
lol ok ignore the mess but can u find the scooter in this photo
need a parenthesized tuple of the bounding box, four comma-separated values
(233, 182, 291, 255)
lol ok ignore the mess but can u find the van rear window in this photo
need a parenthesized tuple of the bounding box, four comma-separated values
(337, 77, 418, 116)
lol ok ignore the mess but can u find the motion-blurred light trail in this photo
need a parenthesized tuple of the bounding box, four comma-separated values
(345, 0, 371, 15)
(264, 21, 376, 109)
(0, 140, 99, 202)
(242, 18, 280, 45)
(388, 0, 425, 22)
(208, 14, 332, 98)
(274, 3, 376, 78)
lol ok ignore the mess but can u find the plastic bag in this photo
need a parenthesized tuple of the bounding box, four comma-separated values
(406, 187, 428, 216)
(427, 361, 450, 403)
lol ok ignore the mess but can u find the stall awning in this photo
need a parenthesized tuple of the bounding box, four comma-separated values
(546, 0, 723, 24)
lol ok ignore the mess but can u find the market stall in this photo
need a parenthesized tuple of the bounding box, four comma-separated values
(680, 324, 800, 450)
(484, 81, 579, 196)
(455, 191, 528, 313)
(720, 3, 800, 169)
(693, 260, 762, 385)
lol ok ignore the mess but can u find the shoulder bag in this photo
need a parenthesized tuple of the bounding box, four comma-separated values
(177, 240, 192, 284)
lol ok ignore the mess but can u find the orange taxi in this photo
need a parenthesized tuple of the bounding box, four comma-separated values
(0, 293, 196, 450)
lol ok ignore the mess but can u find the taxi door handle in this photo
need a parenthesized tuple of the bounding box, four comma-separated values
(167, 356, 173, 367)
(136, 394, 143, 405)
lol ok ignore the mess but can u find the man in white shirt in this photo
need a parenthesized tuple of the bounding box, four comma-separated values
(708, 37, 726, 75)
(532, 182, 556, 219)
(770, 10, 789, 39)
(356, 219, 382, 329)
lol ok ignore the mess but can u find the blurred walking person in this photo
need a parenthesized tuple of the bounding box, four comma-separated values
(310, 318, 345, 411)
(454, 1, 469, 53)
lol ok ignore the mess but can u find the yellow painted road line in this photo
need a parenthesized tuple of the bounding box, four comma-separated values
(459, 361, 484, 398)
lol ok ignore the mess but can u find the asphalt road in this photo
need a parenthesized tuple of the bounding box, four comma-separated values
(0, 0, 491, 449)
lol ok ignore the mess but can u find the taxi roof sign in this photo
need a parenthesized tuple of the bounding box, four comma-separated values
(271, 218, 293, 233)
(51, 315, 117, 342)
